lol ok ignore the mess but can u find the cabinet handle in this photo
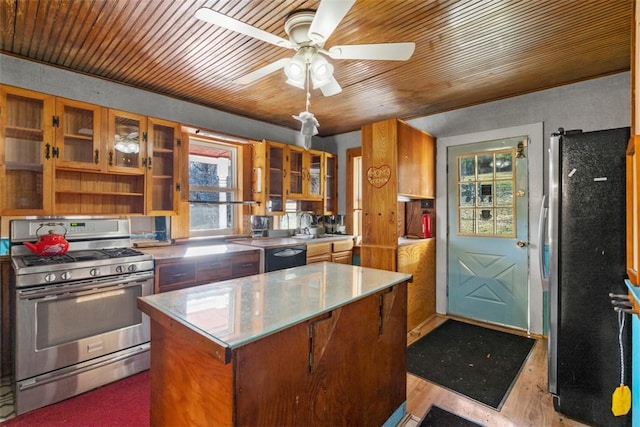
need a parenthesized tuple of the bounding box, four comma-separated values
(147, 156, 152, 169)
(172, 273, 187, 278)
(283, 169, 287, 178)
(108, 151, 113, 166)
(94, 150, 99, 164)
(52, 146, 59, 158)
(378, 287, 395, 336)
(176, 183, 181, 192)
(45, 143, 51, 160)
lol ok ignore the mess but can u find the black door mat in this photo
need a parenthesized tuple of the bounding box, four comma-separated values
(418, 405, 483, 427)
(407, 320, 536, 410)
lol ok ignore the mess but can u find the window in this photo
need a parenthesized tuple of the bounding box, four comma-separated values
(189, 139, 239, 236)
(457, 148, 516, 237)
(346, 147, 363, 238)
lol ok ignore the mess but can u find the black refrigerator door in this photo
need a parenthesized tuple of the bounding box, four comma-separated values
(555, 127, 631, 426)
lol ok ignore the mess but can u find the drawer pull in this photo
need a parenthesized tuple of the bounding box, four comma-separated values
(172, 273, 187, 278)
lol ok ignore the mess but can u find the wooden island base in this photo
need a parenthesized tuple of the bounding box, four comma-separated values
(139, 263, 410, 427)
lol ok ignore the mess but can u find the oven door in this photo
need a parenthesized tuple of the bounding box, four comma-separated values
(15, 272, 153, 381)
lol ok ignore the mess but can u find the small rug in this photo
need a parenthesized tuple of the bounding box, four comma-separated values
(407, 320, 535, 410)
(2, 370, 149, 426)
(418, 405, 483, 427)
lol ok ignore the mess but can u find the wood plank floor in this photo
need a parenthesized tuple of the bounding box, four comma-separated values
(405, 316, 590, 427)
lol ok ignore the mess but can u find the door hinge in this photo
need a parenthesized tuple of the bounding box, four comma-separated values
(52, 116, 60, 127)
(52, 146, 60, 158)
(142, 132, 148, 142)
(176, 138, 181, 146)
(176, 183, 181, 192)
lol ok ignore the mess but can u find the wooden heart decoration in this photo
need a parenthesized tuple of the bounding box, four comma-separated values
(367, 164, 392, 188)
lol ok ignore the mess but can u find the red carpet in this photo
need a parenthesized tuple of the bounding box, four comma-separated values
(3, 371, 149, 426)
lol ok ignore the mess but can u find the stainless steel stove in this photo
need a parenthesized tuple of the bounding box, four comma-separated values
(9, 218, 153, 415)
(11, 219, 154, 287)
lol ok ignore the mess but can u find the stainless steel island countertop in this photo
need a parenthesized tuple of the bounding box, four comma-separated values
(137, 262, 412, 355)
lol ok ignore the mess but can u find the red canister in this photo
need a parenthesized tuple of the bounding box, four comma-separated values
(422, 213, 431, 239)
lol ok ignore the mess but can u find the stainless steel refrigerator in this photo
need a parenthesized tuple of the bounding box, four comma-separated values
(543, 127, 631, 426)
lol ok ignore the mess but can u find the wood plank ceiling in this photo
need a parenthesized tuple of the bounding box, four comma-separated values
(0, 0, 632, 136)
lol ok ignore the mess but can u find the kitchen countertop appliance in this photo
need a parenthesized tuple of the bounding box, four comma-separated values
(9, 218, 154, 415)
(543, 127, 631, 426)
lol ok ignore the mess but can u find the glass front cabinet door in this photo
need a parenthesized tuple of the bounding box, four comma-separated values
(324, 152, 337, 214)
(146, 118, 180, 215)
(307, 150, 323, 200)
(54, 98, 102, 171)
(0, 86, 54, 214)
(267, 141, 287, 214)
(108, 109, 147, 174)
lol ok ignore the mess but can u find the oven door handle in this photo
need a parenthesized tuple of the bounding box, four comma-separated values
(18, 273, 153, 300)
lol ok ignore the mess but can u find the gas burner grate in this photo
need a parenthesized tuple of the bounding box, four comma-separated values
(21, 254, 75, 266)
(102, 248, 144, 258)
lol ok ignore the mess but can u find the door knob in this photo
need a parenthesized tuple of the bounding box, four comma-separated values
(516, 240, 528, 247)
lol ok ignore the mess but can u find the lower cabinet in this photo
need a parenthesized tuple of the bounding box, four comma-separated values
(155, 251, 260, 293)
(307, 238, 354, 265)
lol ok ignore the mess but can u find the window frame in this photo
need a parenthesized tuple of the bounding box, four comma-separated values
(188, 137, 241, 237)
(456, 147, 517, 238)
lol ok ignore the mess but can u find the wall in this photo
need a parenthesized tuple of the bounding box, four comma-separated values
(327, 72, 630, 214)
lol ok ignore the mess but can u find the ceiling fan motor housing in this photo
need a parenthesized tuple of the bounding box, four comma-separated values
(285, 10, 322, 47)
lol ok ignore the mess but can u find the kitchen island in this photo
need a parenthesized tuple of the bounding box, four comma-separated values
(137, 262, 411, 427)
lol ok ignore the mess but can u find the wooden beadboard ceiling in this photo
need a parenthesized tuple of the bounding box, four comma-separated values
(0, 0, 632, 136)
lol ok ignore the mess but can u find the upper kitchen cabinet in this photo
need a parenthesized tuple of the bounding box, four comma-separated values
(54, 108, 148, 215)
(397, 120, 436, 199)
(53, 98, 103, 171)
(0, 86, 54, 215)
(288, 146, 323, 201)
(324, 152, 337, 214)
(251, 140, 287, 215)
(108, 109, 147, 174)
(146, 118, 181, 215)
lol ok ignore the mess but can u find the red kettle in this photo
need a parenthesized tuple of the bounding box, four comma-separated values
(24, 224, 70, 256)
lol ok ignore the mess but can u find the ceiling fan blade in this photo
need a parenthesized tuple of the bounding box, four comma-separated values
(234, 58, 291, 85)
(319, 76, 342, 97)
(196, 7, 292, 48)
(307, 0, 356, 44)
(328, 43, 415, 61)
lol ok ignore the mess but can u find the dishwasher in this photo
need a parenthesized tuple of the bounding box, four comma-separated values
(264, 245, 307, 272)
(229, 238, 307, 272)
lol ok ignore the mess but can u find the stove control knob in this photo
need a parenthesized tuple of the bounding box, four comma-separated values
(116, 265, 126, 273)
(44, 273, 56, 283)
(60, 272, 72, 281)
(90, 268, 100, 277)
(128, 264, 138, 272)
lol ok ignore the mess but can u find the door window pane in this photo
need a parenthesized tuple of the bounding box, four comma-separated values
(456, 148, 516, 237)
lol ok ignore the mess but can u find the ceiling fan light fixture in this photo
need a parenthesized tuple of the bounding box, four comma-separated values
(310, 54, 334, 88)
(284, 51, 307, 88)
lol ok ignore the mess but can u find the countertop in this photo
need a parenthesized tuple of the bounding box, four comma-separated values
(228, 237, 308, 248)
(398, 236, 434, 247)
(139, 243, 260, 261)
(137, 262, 412, 350)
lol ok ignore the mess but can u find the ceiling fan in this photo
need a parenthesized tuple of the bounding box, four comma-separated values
(195, 0, 416, 97)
